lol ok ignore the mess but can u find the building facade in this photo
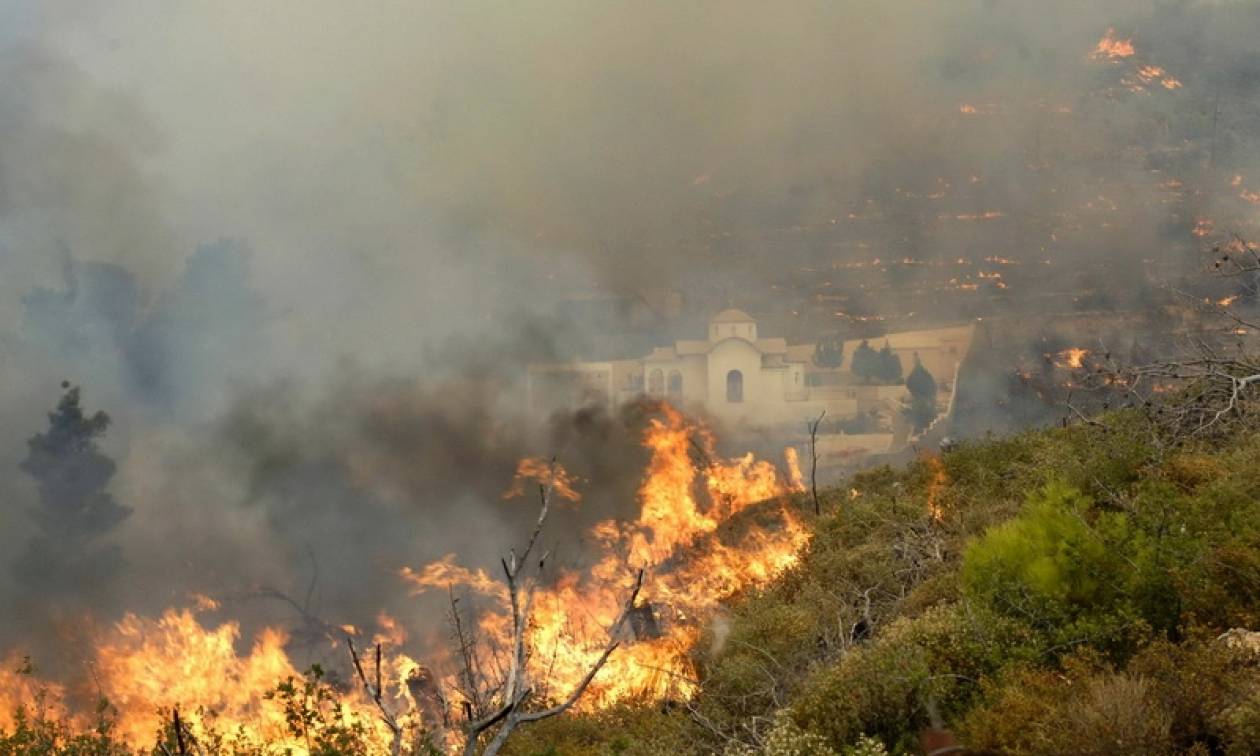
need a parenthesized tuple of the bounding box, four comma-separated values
(527, 309, 974, 434)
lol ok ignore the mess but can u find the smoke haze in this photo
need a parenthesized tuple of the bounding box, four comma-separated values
(2, 0, 1259, 664)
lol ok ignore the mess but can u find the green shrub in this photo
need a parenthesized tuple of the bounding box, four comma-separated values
(789, 603, 1040, 752)
(498, 703, 696, 756)
(963, 482, 1112, 614)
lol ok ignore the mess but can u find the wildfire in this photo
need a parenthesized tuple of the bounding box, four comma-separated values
(403, 404, 808, 709)
(924, 455, 948, 522)
(1051, 347, 1090, 369)
(1092, 28, 1135, 60)
(1090, 28, 1181, 94)
(1, 405, 811, 750)
(1, 608, 419, 752)
(501, 456, 583, 503)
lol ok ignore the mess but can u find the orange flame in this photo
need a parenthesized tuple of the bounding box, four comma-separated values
(1092, 28, 1135, 60)
(502, 456, 583, 503)
(1053, 347, 1090, 369)
(403, 404, 807, 708)
(2, 405, 809, 748)
(924, 456, 948, 522)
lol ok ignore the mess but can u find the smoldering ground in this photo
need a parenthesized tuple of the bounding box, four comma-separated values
(2, 0, 1260, 672)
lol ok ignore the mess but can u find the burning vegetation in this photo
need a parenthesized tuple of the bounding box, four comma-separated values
(5, 2, 1260, 754)
(1, 402, 810, 753)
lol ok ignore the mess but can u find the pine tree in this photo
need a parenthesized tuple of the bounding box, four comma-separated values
(14, 383, 131, 588)
(878, 342, 903, 384)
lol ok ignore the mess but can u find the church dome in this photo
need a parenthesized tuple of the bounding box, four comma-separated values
(710, 308, 756, 324)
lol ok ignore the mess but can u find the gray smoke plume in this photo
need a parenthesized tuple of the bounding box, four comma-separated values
(2, 0, 1260, 667)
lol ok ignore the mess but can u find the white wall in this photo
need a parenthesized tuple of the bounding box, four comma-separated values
(644, 355, 708, 404)
(709, 321, 757, 342)
(706, 338, 763, 425)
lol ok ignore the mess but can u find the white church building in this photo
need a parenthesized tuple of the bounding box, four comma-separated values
(527, 309, 974, 434)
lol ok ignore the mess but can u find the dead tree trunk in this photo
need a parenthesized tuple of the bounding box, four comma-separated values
(455, 460, 647, 756)
(347, 638, 404, 756)
(808, 410, 825, 516)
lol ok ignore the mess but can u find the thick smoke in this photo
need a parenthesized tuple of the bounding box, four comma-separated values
(2, 0, 1260, 663)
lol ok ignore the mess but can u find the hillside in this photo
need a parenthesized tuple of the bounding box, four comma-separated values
(501, 412, 1260, 755)
(7, 409, 1260, 755)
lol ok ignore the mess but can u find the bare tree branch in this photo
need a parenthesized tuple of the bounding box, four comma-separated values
(347, 637, 403, 756)
(454, 457, 649, 756)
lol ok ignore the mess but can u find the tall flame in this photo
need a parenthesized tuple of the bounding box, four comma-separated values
(403, 403, 808, 708)
(2, 405, 808, 750)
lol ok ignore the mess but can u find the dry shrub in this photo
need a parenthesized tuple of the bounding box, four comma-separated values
(958, 656, 1173, 755)
(1059, 673, 1172, 755)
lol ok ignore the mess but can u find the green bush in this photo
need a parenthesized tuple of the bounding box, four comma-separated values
(789, 604, 1040, 752)
(963, 482, 1113, 615)
(960, 480, 1180, 656)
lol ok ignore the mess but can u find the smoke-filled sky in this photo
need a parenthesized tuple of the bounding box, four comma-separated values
(2, 0, 1259, 658)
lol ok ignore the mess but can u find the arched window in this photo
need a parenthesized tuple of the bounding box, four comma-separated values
(667, 370, 683, 398)
(648, 369, 664, 395)
(726, 370, 743, 402)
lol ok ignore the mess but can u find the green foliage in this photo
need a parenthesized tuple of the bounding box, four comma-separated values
(962, 482, 1113, 616)
(0, 679, 129, 756)
(789, 604, 1041, 752)
(498, 703, 695, 756)
(264, 665, 372, 755)
(13, 417, 1260, 755)
(961, 481, 1182, 656)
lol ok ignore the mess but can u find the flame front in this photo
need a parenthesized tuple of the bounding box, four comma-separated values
(2, 609, 419, 752)
(3, 405, 807, 750)
(404, 403, 808, 708)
